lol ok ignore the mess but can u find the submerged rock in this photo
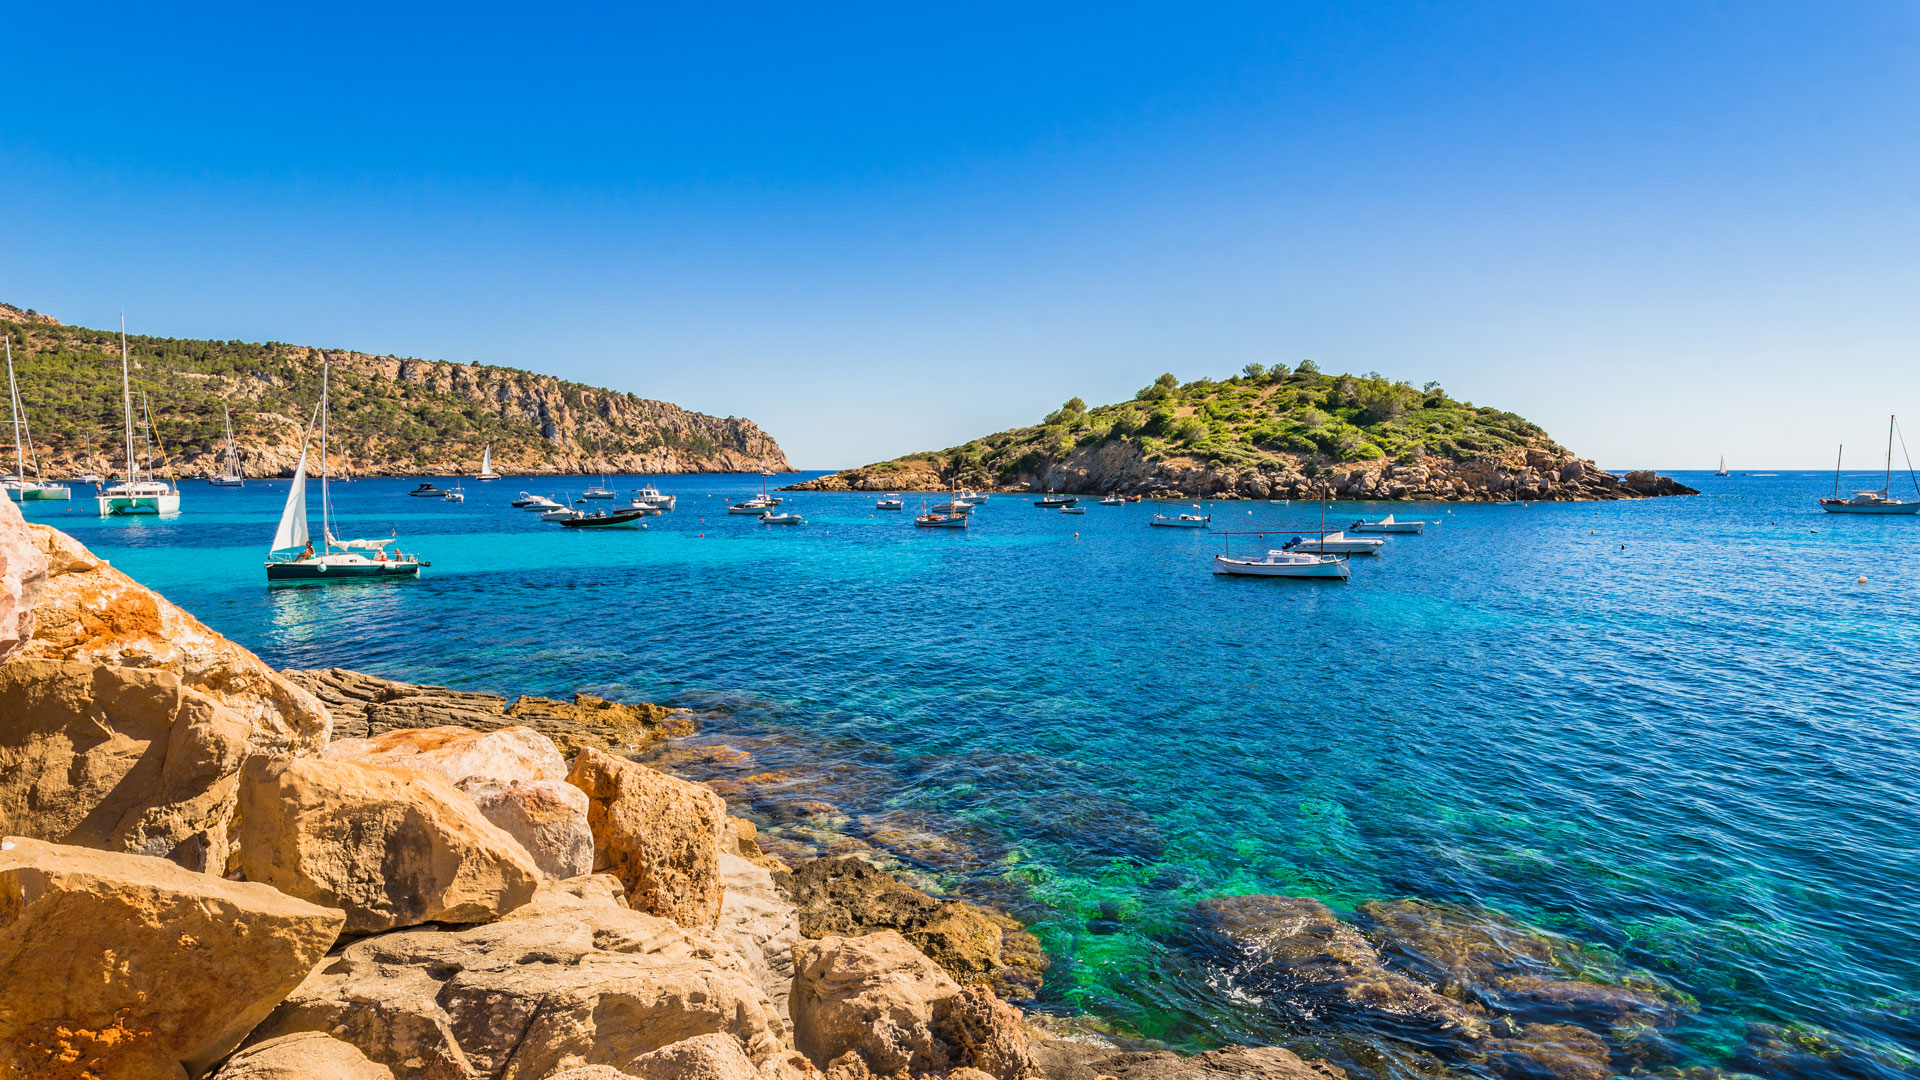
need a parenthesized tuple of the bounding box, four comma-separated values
(789, 856, 1044, 996)
(235, 754, 541, 933)
(325, 725, 593, 879)
(1028, 1041, 1348, 1079)
(567, 746, 729, 930)
(0, 836, 345, 1080)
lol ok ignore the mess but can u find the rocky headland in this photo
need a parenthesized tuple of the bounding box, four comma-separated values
(786, 369, 1693, 502)
(0, 304, 789, 479)
(0, 497, 1895, 1080)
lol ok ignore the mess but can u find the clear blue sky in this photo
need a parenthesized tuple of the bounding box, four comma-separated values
(5, 2, 1917, 469)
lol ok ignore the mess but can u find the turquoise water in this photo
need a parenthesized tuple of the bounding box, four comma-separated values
(27, 473, 1920, 1076)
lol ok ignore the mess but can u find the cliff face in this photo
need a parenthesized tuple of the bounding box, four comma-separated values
(788, 367, 1695, 502)
(0, 307, 788, 478)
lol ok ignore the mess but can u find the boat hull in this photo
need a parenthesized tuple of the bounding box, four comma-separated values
(1213, 555, 1349, 579)
(1819, 500, 1920, 514)
(1150, 520, 1209, 529)
(1295, 541, 1383, 554)
(1350, 523, 1422, 534)
(266, 560, 421, 582)
(560, 509, 649, 528)
(7, 485, 71, 501)
(97, 493, 180, 516)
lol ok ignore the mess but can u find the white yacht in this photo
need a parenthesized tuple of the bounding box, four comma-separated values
(3, 334, 69, 501)
(631, 483, 676, 510)
(875, 494, 904, 510)
(1289, 531, 1385, 555)
(97, 318, 179, 516)
(512, 492, 563, 510)
(1214, 549, 1349, 580)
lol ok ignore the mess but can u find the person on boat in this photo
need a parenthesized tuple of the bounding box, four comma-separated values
(376, 548, 388, 562)
(299, 541, 314, 559)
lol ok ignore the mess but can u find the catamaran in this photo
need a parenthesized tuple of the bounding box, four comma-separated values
(209, 405, 244, 486)
(1819, 418, 1920, 514)
(3, 334, 70, 502)
(96, 317, 179, 516)
(266, 358, 424, 582)
(475, 445, 502, 481)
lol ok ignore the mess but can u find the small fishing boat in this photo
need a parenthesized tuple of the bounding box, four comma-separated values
(1150, 508, 1210, 528)
(1213, 549, 1349, 580)
(729, 496, 775, 514)
(929, 500, 974, 515)
(1819, 420, 1920, 514)
(1289, 531, 1385, 555)
(631, 483, 676, 510)
(3, 334, 70, 502)
(512, 492, 562, 509)
(559, 506, 648, 528)
(1099, 495, 1124, 506)
(442, 485, 465, 503)
(957, 491, 990, 502)
(1349, 514, 1425, 534)
(1061, 505, 1086, 515)
(476, 445, 502, 481)
(407, 482, 452, 498)
(266, 359, 424, 583)
(761, 511, 805, 525)
(541, 504, 585, 521)
(876, 494, 904, 510)
(209, 405, 245, 486)
(1034, 492, 1077, 507)
(915, 510, 967, 528)
(96, 320, 179, 516)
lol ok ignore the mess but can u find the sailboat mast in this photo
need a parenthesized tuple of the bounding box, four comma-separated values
(120, 315, 136, 482)
(5, 336, 24, 480)
(1885, 415, 1894, 495)
(320, 357, 331, 549)
(1833, 445, 1842, 499)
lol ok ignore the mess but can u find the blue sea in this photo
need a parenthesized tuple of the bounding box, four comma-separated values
(24, 472, 1920, 1077)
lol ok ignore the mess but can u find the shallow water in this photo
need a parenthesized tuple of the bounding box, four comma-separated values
(31, 472, 1920, 1076)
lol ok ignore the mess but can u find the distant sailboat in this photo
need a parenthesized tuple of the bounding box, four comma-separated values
(209, 405, 245, 486)
(476, 444, 502, 481)
(1715, 455, 1729, 477)
(96, 316, 180, 516)
(3, 334, 70, 501)
(266, 357, 426, 582)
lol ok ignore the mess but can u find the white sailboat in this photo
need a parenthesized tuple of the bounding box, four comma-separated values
(476, 444, 502, 481)
(3, 334, 70, 501)
(96, 317, 179, 516)
(1715, 455, 1729, 477)
(266, 358, 425, 582)
(1819, 418, 1920, 514)
(209, 405, 245, 486)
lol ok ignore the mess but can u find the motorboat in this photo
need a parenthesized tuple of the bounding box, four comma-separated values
(541, 505, 585, 522)
(1288, 531, 1385, 555)
(760, 511, 805, 525)
(1099, 496, 1125, 506)
(513, 492, 563, 510)
(957, 491, 990, 502)
(1349, 514, 1425, 534)
(96, 320, 178, 516)
(631, 483, 676, 510)
(580, 485, 618, 500)
(559, 507, 649, 528)
(442, 488, 465, 503)
(475, 445, 502, 481)
(614, 501, 663, 515)
(876, 494, 904, 510)
(729, 496, 776, 514)
(929, 501, 973, 515)
(407, 482, 452, 498)
(1061, 505, 1086, 515)
(72, 472, 103, 486)
(1820, 420, 1920, 514)
(1150, 510, 1210, 528)
(1034, 493, 1077, 507)
(266, 358, 424, 583)
(1213, 549, 1349, 580)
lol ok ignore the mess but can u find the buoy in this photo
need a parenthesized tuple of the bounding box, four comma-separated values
(1857, 576, 1868, 584)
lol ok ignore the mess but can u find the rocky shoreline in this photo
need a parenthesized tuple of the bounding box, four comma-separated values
(1, 498, 1901, 1080)
(786, 445, 1696, 503)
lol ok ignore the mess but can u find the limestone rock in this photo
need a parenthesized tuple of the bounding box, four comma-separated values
(212, 1033, 396, 1079)
(0, 836, 345, 1080)
(325, 726, 592, 879)
(789, 857, 1037, 993)
(790, 931, 1037, 1080)
(0, 497, 47, 663)
(235, 755, 540, 933)
(281, 668, 693, 754)
(1029, 1041, 1347, 1079)
(1196, 896, 1489, 1037)
(718, 851, 803, 1024)
(620, 1032, 759, 1080)
(567, 747, 727, 930)
(249, 881, 786, 1080)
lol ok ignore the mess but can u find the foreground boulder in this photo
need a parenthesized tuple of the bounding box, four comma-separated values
(249, 878, 793, 1080)
(0, 498, 46, 663)
(0, 836, 345, 1080)
(235, 755, 540, 933)
(716, 851, 803, 1024)
(790, 856, 1035, 993)
(567, 747, 727, 930)
(0, 526, 330, 872)
(790, 930, 1037, 1080)
(326, 726, 593, 879)
(211, 1032, 396, 1080)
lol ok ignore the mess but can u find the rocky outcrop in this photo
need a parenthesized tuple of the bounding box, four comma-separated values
(0, 498, 46, 663)
(325, 726, 593, 880)
(0, 523, 329, 871)
(283, 668, 692, 755)
(716, 851, 803, 1024)
(615, 1032, 761, 1080)
(791, 443, 1696, 503)
(249, 878, 792, 1080)
(567, 747, 728, 930)
(235, 755, 541, 933)
(1029, 1043, 1347, 1080)
(790, 931, 1037, 1080)
(790, 857, 1042, 995)
(212, 1033, 397, 1080)
(0, 836, 345, 1080)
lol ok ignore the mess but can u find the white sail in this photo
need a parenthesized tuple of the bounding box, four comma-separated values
(482, 445, 491, 473)
(270, 449, 310, 553)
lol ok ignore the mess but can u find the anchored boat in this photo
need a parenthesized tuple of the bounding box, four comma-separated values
(631, 483, 676, 510)
(1288, 531, 1385, 555)
(1150, 507, 1211, 528)
(1349, 514, 1425, 534)
(96, 318, 179, 516)
(475, 445, 502, 481)
(559, 506, 649, 528)
(3, 334, 70, 502)
(1214, 548, 1349, 579)
(1819, 418, 1919, 514)
(209, 405, 244, 486)
(875, 494, 904, 510)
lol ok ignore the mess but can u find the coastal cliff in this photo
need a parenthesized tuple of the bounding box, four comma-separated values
(0, 303, 789, 478)
(788, 367, 1694, 501)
